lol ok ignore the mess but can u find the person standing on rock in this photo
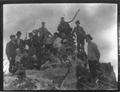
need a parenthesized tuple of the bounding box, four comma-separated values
(38, 22, 52, 48)
(15, 31, 25, 50)
(85, 34, 100, 83)
(72, 20, 86, 53)
(6, 35, 17, 74)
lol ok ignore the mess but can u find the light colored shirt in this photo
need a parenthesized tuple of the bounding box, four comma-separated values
(15, 54, 23, 63)
(53, 37, 62, 48)
(17, 39, 20, 45)
(87, 41, 100, 61)
(45, 37, 53, 44)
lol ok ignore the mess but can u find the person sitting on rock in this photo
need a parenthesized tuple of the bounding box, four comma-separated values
(52, 32, 62, 55)
(57, 17, 72, 36)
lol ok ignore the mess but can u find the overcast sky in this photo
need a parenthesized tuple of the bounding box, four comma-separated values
(3, 3, 117, 79)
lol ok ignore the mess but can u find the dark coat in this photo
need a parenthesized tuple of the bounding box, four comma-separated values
(33, 35, 41, 47)
(6, 41, 17, 60)
(25, 37, 40, 52)
(57, 22, 72, 34)
(15, 38, 25, 49)
(25, 38, 37, 56)
(25, 38, 35, 47)
(73, 26, 86, 41)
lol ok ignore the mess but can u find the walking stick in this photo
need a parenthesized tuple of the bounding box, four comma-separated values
(59, 59, 72, 89)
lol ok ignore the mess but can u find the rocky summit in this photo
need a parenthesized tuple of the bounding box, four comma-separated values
(4, 55, 117, 90)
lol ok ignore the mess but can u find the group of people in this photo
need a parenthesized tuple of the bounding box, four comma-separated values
(6, 17, 100, 84)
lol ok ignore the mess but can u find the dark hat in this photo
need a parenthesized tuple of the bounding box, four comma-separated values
(16, 31, 22, 35)
(29, 32, 33, 36)
(54, 32, 59, 36)
(32, 29, 37, 33)
(10, 35, 15, 39)
(41, 21, 45, 24)
(86, 34, 93, 40)
(61, 17, 64, 20)
(75, 20, 80, 24)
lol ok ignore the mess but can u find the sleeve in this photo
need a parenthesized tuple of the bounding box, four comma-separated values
(81, 27, 86, 37)
(22, 39, 26, 48)
(45, 28, 52, 36)
(6, 43, 10, 59)
(57, 24, 62, 32)
(72, 27, 76, 34)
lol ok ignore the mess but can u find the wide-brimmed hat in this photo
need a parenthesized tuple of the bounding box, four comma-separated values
(86, 34, 93, 40)
(41, 21, 45, 24)
(10, 35, 15, 39)
(16, 31, 22, 35)
(54, 32, 59, 36)
(32, 29, 38, 33)
(29, 32, 33, 36)
(61, 17, 64, 20)
(75, 20, 80, 24)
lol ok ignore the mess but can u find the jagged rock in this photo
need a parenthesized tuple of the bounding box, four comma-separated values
(4, 75, 37, 90)
(99, 63, 117, 84)
(4, 37, 117, 90)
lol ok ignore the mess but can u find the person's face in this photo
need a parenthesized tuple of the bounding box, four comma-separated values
(11, 37, 15, 41)
(17, 34, 21, 38)
(76, 23, 79, 26)
(61, 18, 65, 23)
(86, 37, 90, 43)
(42, 23, 45, 27)
(29, 35, 33, 39)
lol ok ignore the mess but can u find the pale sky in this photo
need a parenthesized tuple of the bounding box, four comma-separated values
(3, 4, 118, 80)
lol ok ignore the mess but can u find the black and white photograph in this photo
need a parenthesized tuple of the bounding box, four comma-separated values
(118, 3, 120, 89)
(3, 3, 118, 90)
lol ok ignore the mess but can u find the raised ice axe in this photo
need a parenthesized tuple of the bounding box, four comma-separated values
(67, 9, 80, 23)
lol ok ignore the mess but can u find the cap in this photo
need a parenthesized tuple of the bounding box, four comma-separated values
(16, 31, 22, 35)
(29, 32, 33, 36)
(41, 22, 45, 24)
(75, 20, 80, 24)
(86, 34, 93, 40)
(10, 35, 15, 39)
